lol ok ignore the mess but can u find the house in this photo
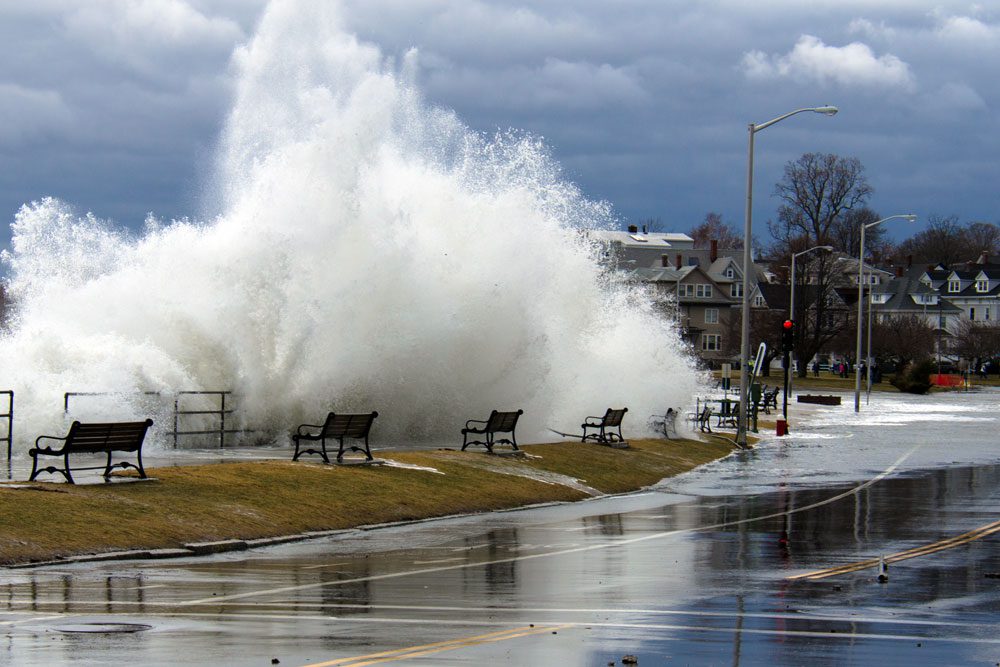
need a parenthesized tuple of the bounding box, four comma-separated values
(619, 241, 768, 364)
(589, 226, 694, 270)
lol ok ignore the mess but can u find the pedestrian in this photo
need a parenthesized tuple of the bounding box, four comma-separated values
(812, 361, 820, 377)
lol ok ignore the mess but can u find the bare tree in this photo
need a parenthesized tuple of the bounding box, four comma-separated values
(963, 221, 1000, 260)
(892, 214, 967, 265)
(828, 207, 885, 256)
(637, 216, 665, 233)
(871, 314, 936, 368)
(950, 320, 1000, 367)
(690, 212, 743, 249)
(768, 153, 873, 375)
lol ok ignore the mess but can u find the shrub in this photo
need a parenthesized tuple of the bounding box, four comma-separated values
(890, 358, 935, 394)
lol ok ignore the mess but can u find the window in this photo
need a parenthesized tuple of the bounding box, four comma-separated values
(987, 308, 991, 321)
(730, 283, 743, 298)
(949, 279, 960, 293)
(696, 284, 713, 298)
(977, 279, 989, 292)
(702, 334, 720, 351)
(678, 284, 694, 297)
(705, 308, 719, 324)
(970, 307, 976, 321)
(753, 295, 765, 307)
(725, 268, 734, 279)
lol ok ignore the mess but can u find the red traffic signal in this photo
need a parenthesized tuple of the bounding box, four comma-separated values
(781, 319, 794, 351)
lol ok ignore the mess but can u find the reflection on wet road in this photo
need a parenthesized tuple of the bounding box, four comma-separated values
(3, 390, 1000, 665)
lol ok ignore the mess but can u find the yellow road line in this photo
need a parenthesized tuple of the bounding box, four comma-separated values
(789, 519, 1000, 581)
(300, 624, 571, 667)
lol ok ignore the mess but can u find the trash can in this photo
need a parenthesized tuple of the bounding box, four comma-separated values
(776, 419, 788, 436)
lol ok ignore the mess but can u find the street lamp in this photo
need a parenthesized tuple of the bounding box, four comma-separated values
(854, 214, 917, 412)
(737, 105, 838, 448)
(789, 245, 833, 396)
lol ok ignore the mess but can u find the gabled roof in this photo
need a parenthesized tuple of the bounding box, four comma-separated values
(875, 276, 962, 313)
(589, 230, 694, 249)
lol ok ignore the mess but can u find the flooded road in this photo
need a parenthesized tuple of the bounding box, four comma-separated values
(2, 390, 999, 665)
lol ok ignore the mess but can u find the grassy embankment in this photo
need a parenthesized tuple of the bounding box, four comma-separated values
(0, 437, 733, 566)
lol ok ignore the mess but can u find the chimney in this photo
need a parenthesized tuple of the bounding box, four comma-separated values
(895, 266, 904, 278)
(675, 254, 683, 269)
(980, 250, 989, 264)
(907, 254, 913, 268)
(710, 239, 718, 262)
(627, 224, 638, 233)
(661, 254, 669, 268)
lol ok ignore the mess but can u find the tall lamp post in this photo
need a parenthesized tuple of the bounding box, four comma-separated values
(737, 105, 838, 448)
(788, 245, 833, 397)
(854, 214, 916, 412)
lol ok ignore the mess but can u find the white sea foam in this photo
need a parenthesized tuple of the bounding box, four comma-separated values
(0, 0, 702, 449)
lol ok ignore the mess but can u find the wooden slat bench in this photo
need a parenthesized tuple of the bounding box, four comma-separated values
(581, 407, 628, 446)
(461, 409, 523, 454)
(292, 411, 378, 464)
(29, 419, 154, 484)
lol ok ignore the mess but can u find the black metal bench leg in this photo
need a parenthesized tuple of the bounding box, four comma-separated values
(135, 449, 147, 478)
(64, 453, 75, 484)
(103, 450, 114, 479)
(29, 452, 40, 482)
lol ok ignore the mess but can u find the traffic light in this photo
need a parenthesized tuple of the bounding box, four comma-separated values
(781, 319, 795, 352)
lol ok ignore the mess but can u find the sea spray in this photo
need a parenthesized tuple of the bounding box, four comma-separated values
(0, 0, 703, 449)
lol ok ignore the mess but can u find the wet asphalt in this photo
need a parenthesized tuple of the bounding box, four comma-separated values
(2, 389, 999, 666)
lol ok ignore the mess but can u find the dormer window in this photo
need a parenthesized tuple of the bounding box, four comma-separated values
(977, 279, 989, 292)
(948, 279, 961, 293)
(725, 268, 734, 279)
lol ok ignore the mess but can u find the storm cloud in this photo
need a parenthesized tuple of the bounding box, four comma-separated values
(1, 0, 997, 250)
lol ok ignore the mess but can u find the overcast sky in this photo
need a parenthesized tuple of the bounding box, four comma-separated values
(1, 0, 998, 252)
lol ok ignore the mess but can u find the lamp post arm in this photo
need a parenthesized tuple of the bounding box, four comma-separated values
(753, 106, 837, 132)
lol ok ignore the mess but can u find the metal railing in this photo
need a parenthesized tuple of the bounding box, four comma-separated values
(64, 391, 162, 413)
(172, 391, 239, 449)
(0, 390, 12, 459)
(62, 390, 243, 449)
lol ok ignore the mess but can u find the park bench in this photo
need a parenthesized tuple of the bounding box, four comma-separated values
(461, 409, 523, 454)
(692, 406, 713, 433)
(765, 387, 779, 412)
(28, 419, 154, 484)
(581, 407, 628, 446)
(715, 407, 738, 429)
(292, 411, 378, 464)
(648, 408, 678, 439)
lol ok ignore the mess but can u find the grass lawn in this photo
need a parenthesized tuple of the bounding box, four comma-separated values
(0, 437, 734, 566)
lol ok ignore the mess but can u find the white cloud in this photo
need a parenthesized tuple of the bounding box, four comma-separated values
(60, 0, 244, 81)
(847, 18, 896, 41)
(935, 14, 999, 44)
(741, 34, 915, 91)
